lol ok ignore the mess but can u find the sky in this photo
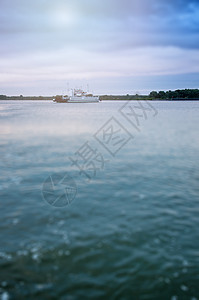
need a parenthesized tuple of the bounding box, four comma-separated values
(0, 0, 199, 95)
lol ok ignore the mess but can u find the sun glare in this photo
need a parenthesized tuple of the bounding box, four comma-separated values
(52, 7, 77, 28)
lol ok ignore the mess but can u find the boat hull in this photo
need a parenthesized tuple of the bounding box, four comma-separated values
(68, 96, 99, 103)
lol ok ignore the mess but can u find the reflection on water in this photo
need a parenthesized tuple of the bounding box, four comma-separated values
(0, 100, 199, 299)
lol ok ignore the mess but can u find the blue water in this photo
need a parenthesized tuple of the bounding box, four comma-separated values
(0, 100, 199, 300)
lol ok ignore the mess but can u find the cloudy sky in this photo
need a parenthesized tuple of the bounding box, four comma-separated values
(0, 0, 199, 95)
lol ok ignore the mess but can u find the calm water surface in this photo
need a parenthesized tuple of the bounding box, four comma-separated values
(0, 100, 199, 300)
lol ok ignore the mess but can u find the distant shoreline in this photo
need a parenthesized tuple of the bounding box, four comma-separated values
(1, 89, 199, 101)
(1, 98, 199, 101)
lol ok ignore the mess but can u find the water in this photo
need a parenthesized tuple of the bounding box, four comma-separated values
(0, 100, 199, 300)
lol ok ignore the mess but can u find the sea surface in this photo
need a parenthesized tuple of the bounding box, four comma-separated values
(0, 100, 199, 300)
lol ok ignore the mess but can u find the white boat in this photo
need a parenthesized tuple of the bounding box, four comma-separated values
(54, 88, 99, 103)
(68, 89, 99, 103)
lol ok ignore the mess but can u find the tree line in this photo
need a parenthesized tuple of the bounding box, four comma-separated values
(148, 89, 199, 100)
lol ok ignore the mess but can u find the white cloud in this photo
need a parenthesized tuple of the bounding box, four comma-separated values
(1, 46, 199, 86)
